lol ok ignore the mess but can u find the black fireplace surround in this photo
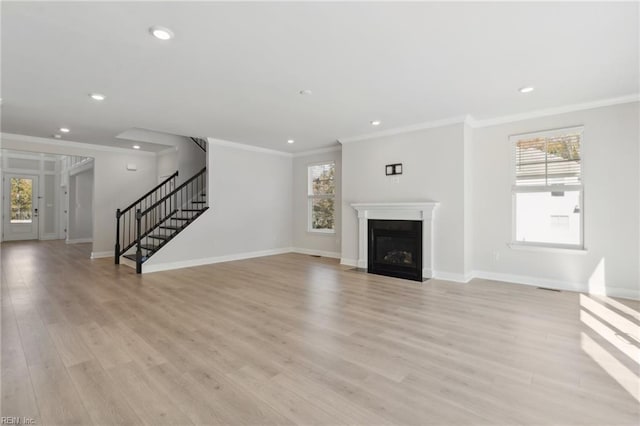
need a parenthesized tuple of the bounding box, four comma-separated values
(368, 219, 423, 281)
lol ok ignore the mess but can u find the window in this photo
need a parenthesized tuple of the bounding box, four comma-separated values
(10, 177, 34, 223)
(511, 126, 583, 249)
(308, 162, 335, 233)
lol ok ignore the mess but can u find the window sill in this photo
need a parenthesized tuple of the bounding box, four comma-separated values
(307, 229, 336, 235)
(508, 243, 588, 255)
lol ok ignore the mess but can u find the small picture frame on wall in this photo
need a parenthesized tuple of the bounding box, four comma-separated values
(385, 163, 403, 176)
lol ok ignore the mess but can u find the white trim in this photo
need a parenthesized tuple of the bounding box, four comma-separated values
(142, 247, 293, 274)
(68, 159, 94, 177)
(351, 202, 439, 279)
(508, 243, 588, 254)
(90, 251, 112, 259)
(307, 228, 336, 235)
(291, 247, 341, 259)
(473, 270, 586, 293)
(510, 126, 585, 250)
(433, 271, 473, 283)
(1, 133, 156, 156)
(470, 94, 639, 128)
(340, 258, 358, 267)
(66, 238, 93, 244)
(471, 270, 639, 301)
(509, 125, 585, 140)
(336, 95, 638, 145)
(338, 115, 467, 144)
(292, 146, 342, 158)
(207, 137, 293, 158)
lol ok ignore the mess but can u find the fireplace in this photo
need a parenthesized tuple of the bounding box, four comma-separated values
(351, 202, 439, 281)
(368, 220, 423, 281)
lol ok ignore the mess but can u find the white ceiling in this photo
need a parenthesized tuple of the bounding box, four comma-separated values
(1, 1, 638, 153)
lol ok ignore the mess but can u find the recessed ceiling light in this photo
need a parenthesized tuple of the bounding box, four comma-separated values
(287, 139, 295, 144)
(59, 127, 70, 133)
(53, 134, 62, 139)
(371, 120, 381, 126)
(90, 93, 106, 101)
(299, 89, 313, 95)
(149, 26, 174, 40)
(519, 86, 535, 93)
(132, 145, 141, 150)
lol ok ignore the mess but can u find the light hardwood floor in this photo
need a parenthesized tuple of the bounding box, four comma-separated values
(1, 240, 639, 425)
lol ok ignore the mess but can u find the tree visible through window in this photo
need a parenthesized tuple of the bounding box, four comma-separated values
(10, 178, 34, 223)
(308, 162, 335, 232)
(512, 127, 583, 248)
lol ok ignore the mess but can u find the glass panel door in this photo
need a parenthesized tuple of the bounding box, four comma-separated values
(3, 174, 39, 241)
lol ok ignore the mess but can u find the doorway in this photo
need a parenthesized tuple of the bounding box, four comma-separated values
(2, 173, 39, 241)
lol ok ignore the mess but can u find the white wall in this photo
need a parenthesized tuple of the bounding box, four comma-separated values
(176, 137, 206, 186)
(143, 141, 292, 272)
(292, 149, 342, 258)
(0, 134, 158, 257)
(156, 148, 178, 181)
(472, 102, 639, 299)
(341, 123, 468, 278)
(68, 168, 93, 242)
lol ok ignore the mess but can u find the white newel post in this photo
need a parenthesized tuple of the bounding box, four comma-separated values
(351, 202, 439, 279)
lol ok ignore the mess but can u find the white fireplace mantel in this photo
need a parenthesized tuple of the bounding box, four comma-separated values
(351, 202, 439, 279)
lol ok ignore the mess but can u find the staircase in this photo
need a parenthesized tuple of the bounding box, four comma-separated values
(116, 135, 208, 273)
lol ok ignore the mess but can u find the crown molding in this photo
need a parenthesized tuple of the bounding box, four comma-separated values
(338, 115, 468, 144)
(207, 137, 293, 158)
(468, 94, 639, 128)
(337, 94, 639, 143)
(292, 145, 341, 158)
(0, 132, 156, 156)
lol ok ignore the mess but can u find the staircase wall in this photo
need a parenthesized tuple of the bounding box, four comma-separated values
(143, 139, 293, 272)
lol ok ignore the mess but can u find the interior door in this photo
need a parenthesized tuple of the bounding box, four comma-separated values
(3, 173, 39, 241)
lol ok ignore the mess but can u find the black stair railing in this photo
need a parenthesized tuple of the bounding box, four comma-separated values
(115, 171, 178, 263)
(133, 167, 207, 273)
(190, 137, 207, 152)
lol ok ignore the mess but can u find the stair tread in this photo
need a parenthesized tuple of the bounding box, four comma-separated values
(159, 225, 181, 230)
(191, 201, 206, 204)
(123, 254, 148, 263)
(170, 217, 191, 221)
(181, 209, 203, 212)
(140, 244, 160, 251)
(148, 234, 170, 240)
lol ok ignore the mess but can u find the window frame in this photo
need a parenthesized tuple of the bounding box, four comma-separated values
(307, 161, 336, 234)
(510, 126, 585, 251)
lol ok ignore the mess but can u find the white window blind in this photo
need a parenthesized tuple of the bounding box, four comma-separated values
(511, 126, 584, 249)
(515, 132, 581, 187)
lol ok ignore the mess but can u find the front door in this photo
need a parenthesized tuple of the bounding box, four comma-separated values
(3, 174, 39, 241)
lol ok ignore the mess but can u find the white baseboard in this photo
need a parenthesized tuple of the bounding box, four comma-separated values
(90, 251, 112, 259)
(340, 258, 358, 267)
(67, 238, 93, 244)
(472, 270, 639, 300)
(291, 247, 341, 259)
(472, 269, 587, 293)
(433, 270, 472, 283)
(142, 247, 293, 274)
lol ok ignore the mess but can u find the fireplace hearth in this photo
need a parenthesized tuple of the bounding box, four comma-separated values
(351, 202, 439, 281)
(368, 219, 423, 281)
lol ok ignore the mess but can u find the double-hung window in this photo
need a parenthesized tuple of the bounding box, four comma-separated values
(511, 126, 584, 249)
(308, 162, 335, 233)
